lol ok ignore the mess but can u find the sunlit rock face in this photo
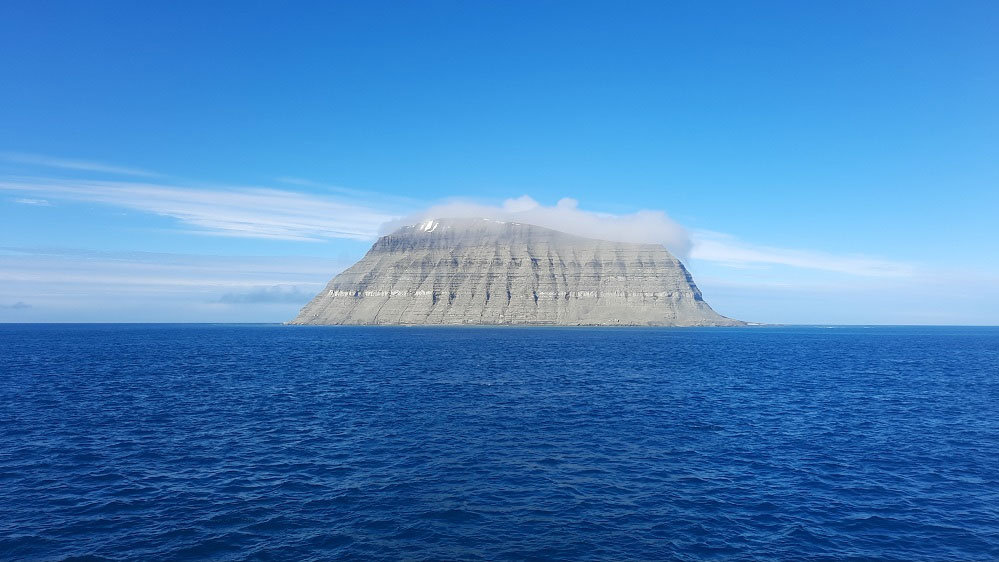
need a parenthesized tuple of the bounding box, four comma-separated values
(291, 218, 743, 326)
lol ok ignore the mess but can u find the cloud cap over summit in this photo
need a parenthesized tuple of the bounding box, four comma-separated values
(382, 196, 692, 261)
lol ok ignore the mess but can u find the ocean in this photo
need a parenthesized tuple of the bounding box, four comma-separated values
(1, 324, 997, 560)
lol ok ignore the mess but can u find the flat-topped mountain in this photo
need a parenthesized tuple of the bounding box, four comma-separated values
(291, 218, 743, 326)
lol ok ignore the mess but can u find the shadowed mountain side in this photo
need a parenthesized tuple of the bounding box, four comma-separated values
(291, 218, 743, 326)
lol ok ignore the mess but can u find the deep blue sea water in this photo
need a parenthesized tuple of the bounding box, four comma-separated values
(1, 325, 998, 561)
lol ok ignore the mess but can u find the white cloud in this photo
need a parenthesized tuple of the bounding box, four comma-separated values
(0, 162, 920, 282)
(695, 268, 999, 325)
(2, 172, 920, 281)
(0, 177, 399, 241)
(0, 248, 353, 322)
(12, 198, 51, 206)
(0, 152, 161, 177)
(274, 176, 421, 206)
(0, 247, 342, 288)
(216, 284, 314, 304)
(384, 195, 694, 259)
(691, 230, 915, 277)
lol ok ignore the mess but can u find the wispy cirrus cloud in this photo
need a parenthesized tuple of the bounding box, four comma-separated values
(0, 152, 161, 178)
(690, 230, 914, 277)
(0, 159, 917, 279)
(274, 176, 421, 207)
(216, 284, 313, 304)
(0, 247, 350, 322)
(0, 246, 343, 288)
(12, 197, 51, 206)
(0, 177, 400, 241)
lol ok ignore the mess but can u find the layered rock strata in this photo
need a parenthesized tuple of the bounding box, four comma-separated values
(291, 218, 742, 326)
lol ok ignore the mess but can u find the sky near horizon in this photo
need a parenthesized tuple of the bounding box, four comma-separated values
(1, 1, 997, 324)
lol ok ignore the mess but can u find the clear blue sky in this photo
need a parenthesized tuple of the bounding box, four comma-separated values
(1, 1, 997, 323)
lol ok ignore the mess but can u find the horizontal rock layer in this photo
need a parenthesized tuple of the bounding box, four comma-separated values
(291, 218, 742, 326)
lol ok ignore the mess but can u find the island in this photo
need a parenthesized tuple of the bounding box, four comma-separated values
(290, 218, 743, 326)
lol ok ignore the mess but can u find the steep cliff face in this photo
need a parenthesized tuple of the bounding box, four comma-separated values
(291, 218, 742, 326)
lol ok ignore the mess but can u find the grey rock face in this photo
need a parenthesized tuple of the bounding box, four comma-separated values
(291, 218, 743, 326)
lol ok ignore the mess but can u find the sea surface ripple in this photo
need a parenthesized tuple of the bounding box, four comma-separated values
(1, 325, 998, 560)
